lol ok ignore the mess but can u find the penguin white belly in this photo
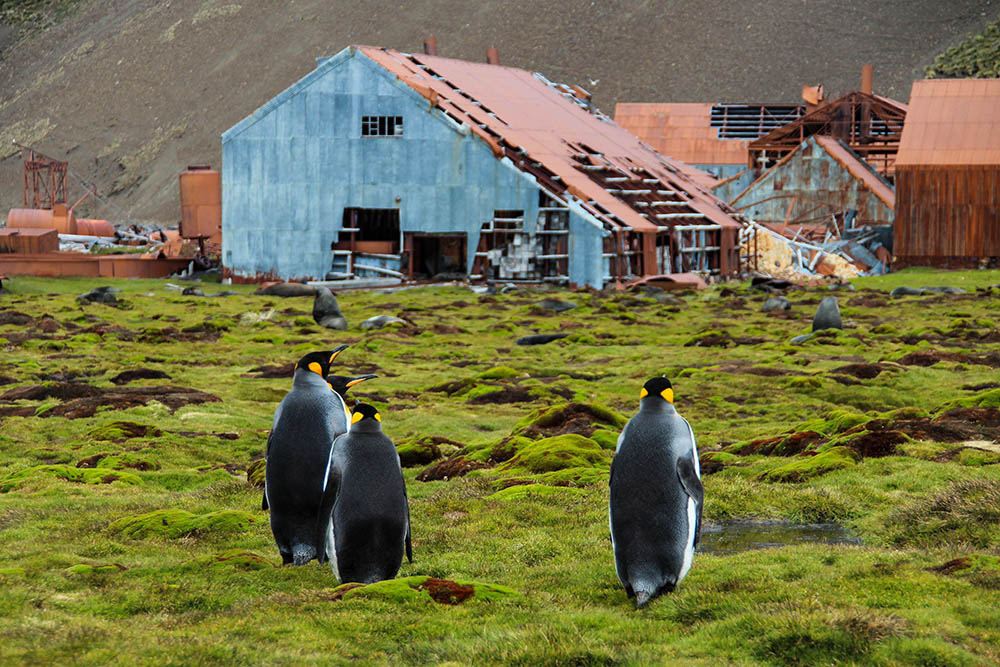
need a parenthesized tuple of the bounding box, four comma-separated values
(326, 517, 340, 582)
(678, 496, 697, 584)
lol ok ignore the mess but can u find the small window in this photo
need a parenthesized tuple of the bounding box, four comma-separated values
(361, 115, 404, 137)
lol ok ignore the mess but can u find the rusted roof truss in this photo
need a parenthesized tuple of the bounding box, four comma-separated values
(748, 92, 906, 176)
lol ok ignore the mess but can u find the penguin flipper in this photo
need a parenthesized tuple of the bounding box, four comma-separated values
(314, 467, 341, 565)
(261, 431, 273, 511)
(676, 455, 704, 547)
(403, 476, 413, 563)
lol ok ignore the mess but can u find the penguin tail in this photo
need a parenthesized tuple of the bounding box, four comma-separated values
(291, 543, 317, 566)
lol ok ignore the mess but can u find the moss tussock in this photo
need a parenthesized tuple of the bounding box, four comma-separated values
(110, 509, 259, 539)
(1, 464, 142, 492)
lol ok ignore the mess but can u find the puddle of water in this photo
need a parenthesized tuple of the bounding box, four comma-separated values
(698, 520, 861, 555)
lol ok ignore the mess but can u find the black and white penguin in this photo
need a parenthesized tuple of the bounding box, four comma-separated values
(326, 373, 378, 418)
(315, 403, 412, 584)
(609, 376, 703, 608)
(264, 345, 353, 565)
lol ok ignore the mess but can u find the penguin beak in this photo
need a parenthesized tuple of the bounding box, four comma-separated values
(344, 374, 377, 388)
(328, 344, 350, 364)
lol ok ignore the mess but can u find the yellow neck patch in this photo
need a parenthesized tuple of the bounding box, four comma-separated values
(661, 388, 674, 403)
(308, 362, 323, 376)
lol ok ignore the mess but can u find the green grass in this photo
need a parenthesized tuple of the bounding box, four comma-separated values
(0, 270, 999, 663)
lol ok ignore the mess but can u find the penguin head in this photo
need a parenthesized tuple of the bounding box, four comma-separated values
(296, 344, 349, 378)
(328, 374, 377, 398)
(639, 376, 674, 403)
(350, 403, 382, 425)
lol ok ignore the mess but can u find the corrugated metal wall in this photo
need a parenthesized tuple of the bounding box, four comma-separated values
(730, 136, 894, 226)
(895, 165, 1000, 266)
(221, 49, 607, 287)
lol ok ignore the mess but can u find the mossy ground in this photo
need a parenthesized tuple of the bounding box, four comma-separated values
(0, 269, 999, 663)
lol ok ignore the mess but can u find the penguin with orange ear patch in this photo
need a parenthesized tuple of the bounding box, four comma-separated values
(263, 345, 354, 565)
(315, 403, 412, 584)
(610, 376, 703, 608)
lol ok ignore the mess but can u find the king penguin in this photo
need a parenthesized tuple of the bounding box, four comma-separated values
(263, 345, 353, 565)
(609, 376, 703, 608)
(315, 403, 412, 584)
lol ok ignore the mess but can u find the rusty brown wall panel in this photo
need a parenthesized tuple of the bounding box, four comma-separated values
(895, 165, 1000, 262)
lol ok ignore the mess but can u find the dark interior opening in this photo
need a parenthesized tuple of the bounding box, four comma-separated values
(409, 233, 467, 279)
(343, 207, 400, 243)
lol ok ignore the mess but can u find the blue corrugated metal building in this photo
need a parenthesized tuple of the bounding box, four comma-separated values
(222, 46, 744, 286)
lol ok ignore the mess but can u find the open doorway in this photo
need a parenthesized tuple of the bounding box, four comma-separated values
(406, 233, 467, 279)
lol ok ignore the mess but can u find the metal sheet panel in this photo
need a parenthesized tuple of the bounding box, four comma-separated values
(897, 78, 1000, 166)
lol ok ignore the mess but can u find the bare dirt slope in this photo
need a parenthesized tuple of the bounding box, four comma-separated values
(0, 0, 996, 225)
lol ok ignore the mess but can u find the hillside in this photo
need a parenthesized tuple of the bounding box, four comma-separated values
(1, 0, 997, 225)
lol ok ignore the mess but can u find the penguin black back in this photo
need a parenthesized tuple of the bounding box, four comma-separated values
(264, 346, 352, 566)
(315, 403, 412, 584)
(609, 376, 702, 608)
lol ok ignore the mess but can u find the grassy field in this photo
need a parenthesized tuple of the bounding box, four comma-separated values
(1, 268, 999, 665)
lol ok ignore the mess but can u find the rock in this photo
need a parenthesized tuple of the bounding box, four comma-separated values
(653, 293, 685, 306)
(253, 282, 317, 297)
(812, 296, 842, 332)
(762, 296, 791, 312)
(922, 286, 968, 294)
(312, 287, 348, 330)
(181, 287, 205, 296)
(515, 333, 568, 346)
(76, 286, 119, 303)
(360, 314, 406, 330)
(890, 286, 926, 297)
(535, 299, 577, 312)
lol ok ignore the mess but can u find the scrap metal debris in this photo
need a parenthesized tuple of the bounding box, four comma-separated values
(740, 217, 890, 283)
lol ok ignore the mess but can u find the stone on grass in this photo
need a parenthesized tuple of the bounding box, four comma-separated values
(536, 299, 577, 312)
(890, 286, 926, 297)
(812, 296, 842, 332)
(312, 287, 348, 330)
(762, 295, 791, 312)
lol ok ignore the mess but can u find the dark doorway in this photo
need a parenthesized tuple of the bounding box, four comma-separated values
(339, 208, 400, 253)
(407, 233, 467, 279)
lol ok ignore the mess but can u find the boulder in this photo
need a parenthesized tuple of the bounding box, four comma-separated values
(535, 299, 577, 312)
(890, 286, 926, 297)
(762, 295, 791, 312)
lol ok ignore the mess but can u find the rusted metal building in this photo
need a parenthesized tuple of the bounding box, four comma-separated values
(748, 83, 907, 179)
(730, 135, 894, 227)
(221, 46, 744, 287)
(894, 78, 1000, 269)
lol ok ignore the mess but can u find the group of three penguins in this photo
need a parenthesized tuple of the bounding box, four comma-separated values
(263, 345, 703, 609)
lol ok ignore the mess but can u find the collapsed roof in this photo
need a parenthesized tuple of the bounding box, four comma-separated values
(357, 46, 744, 234)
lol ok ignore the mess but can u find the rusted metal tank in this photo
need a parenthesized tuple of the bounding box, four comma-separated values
(76, 219, 115, 237)
(5, 204, 77, 234)
(179, 165, 221, 242)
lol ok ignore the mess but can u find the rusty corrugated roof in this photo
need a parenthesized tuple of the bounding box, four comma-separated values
(614, 103, 749, 166)
(357, 46, 743, 232)
(896, 78, 1000, 166)
(814, 136, 895, 209)
(614, 102, 802, 167)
